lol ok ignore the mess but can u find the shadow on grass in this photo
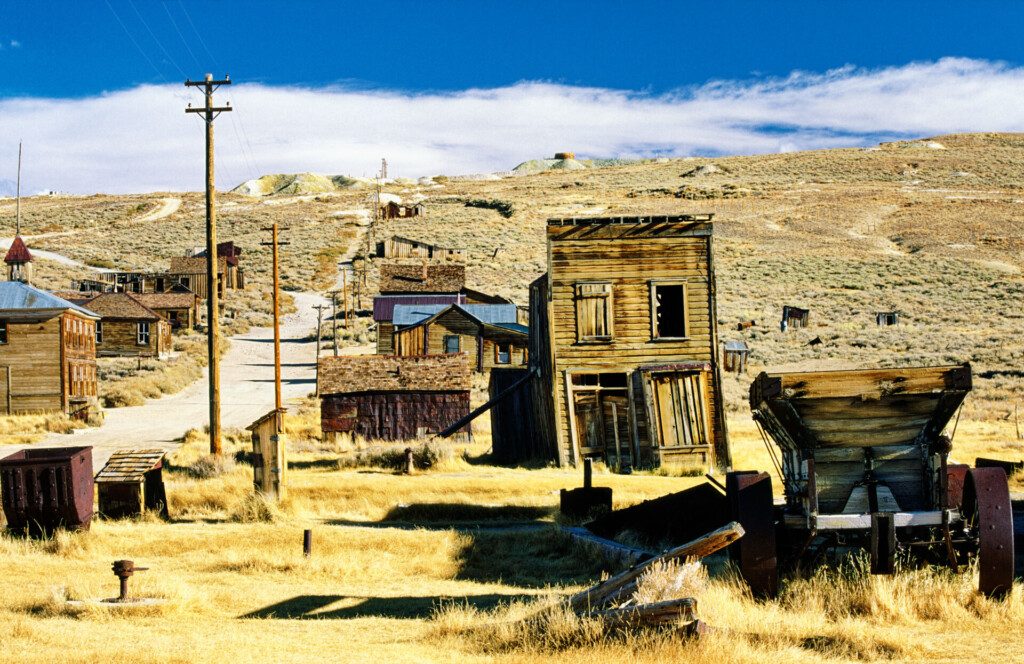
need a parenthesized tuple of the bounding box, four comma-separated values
(239, 592, 531, 620)
(380, 503, 555, 523)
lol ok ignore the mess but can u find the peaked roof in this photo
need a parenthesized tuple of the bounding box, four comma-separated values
(132, 292, 197, 309)
(392, 303, 519, 328)
(81, 292, 162, 321)
(318, 354, 470, 395)
(4, 236, 33, 264)
(0, 282, 99, 319)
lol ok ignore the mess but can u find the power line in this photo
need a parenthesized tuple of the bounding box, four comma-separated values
(104, 0, 168, 82)
(162, 1, 203, 70)
(177, 0, 219, 66)
(126, 0, 188, 79)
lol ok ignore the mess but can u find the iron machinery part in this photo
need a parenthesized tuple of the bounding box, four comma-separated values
(726, 471, 779, 598)
(946, 464, 969, 510)
(961, 468, 1015, 598)
(870, 513, 897, 575)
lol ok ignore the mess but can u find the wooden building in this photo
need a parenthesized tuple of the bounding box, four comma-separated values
(527, 214, 729, 471)
(168, 256, 235, 299)
(95, 449, 168, 519)
(132, 292, 199, 331)
(5, 236, 33, 284)
(373, 294, 465, 354)
(392, 304, 528, 371)
(723, 340, 750, 373)
(76, 292, 172, 358)
(875, 311, 900, 326)
(0, 282, 99, 417)
(318, 354, 471, 443)
(376, 235, 463, 261)
(380, 201, 424, 219)
(193, 241, 245, 289)
(248, 409, 286, 499)
(781, 305, 810, 330)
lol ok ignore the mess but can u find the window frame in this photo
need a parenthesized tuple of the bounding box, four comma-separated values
(649, 279, 690, 341)
(0, 320, 8, 345)
(574, 281, 613, 343)
(137, 321, 151, 346)
(494, 342, 512, 365)
(95, 321, 103, 344)
(442, 334, 461, 354)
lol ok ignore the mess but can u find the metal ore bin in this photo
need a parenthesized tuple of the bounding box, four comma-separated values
(0, 446, 94, 535)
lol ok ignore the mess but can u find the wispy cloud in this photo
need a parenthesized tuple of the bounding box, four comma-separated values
(1, 57, 1023, 194)
(9, 40, 20, 48)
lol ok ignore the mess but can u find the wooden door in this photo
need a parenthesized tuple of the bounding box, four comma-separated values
(0, 366, 9, 414)
(573, 392, 604, 455)
(651, 372, 710, 449)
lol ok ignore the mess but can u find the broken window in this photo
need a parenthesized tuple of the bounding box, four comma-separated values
(650, 282, 688, 339)
(444, 335, 460, 354)
(495, 342, 511, 364)
(575, 282, 612, 342)
(95, 322, 103, 344)
(0, 321, 8, 344)
(137, 322, 150, 346)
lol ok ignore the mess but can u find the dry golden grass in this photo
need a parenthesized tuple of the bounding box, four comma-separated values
(0, 412, 89, 445)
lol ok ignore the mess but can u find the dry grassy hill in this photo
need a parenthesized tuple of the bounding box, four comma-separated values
(2, 133, 1021, 422)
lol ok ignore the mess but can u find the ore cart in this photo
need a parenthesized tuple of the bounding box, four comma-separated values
(735, 363, 1014, 597)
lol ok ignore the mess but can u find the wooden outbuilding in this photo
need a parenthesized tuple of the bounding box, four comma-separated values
(527, 214, 729, 471)
(376, 235, 463, 261)
(248, 408, 286, 499)
(132, 292, 199, 331)
(723, 340, 750, 373)
(5, 236, 34, 284)
(76, 292, 172, 358)
(95, 449, 168, 519)
(0, 282, 99, 417)
(318, 354, 471, 443)
(875, 311, 900, 326)
(380, 201, 424, 219)
(392, 303, 528, 371)
(781, 305, 810, 330)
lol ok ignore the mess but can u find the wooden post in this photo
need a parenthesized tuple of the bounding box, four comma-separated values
(313, 304, 328, 396)
(583, 457, 592, 489)
(342, 270, 348, 329)
(303, 529, 312, 557)
(185, 73, 232, 456)
(261, 225, 289, 411)
(405, 447, 414, 474)
(331, 292, 339, 356)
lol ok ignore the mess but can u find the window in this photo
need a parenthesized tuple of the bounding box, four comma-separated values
(180, 277, 191, 290)
(0, 321, 7, 344)
(137, 322, 150, 346)
(650, 281, 689, 339)
(155, 277, 165, 292)
(95, 322, 103, 344)
(495, 342, 511, 364)
(443, 335, 461, 354)
(575, 282, 612, 342)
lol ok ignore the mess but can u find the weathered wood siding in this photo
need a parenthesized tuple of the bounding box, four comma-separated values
(376, 322, 395, 354)
(382, 237, 463, 261)
(392, 308, 527, 371)
(0, 317, 65, 413)
(489, 368, 548, 463)
(541, 220, 728, 469)
(321, 391, 470, 440)
(96, 320, 171, 358)
(61, 312, 99, 416)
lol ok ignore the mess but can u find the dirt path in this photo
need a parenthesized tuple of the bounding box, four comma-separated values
(0, 236, 113, 272)
(136, 197, 181, 223)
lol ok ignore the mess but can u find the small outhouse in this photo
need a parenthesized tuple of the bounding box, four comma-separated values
(248, 408, 287, 499)
(875, 311, 900, 326)
(95, 449, 168, 519)
(781, 305, 810, 330)
(723, 340, 750, 374)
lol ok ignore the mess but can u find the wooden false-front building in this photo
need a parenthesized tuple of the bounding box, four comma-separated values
(318, 353, 471, 443)
(0, 282, 99, 417)
(527, 214, 729, 471)
(392, 303, 528, 371)
(75, 292, 172, 358)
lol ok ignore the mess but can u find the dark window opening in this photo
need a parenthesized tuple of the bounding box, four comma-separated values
(0, 321, 7, 344)
(653, 284, 687, 338)
(444, 335, 460, 354)
(496, 342, 511, 364)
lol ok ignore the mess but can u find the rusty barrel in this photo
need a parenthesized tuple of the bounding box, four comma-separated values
(0, 447, 94, 535)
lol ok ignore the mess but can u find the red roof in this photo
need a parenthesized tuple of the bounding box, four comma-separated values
(4, 236, 32, 264)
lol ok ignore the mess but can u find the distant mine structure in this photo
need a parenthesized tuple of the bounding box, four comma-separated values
(379, 201, 424, 220)
(876, 311, 900, 326)
(781, 305, 810, 331)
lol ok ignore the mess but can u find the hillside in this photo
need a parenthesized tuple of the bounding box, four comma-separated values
(1, 133, 1021, 420)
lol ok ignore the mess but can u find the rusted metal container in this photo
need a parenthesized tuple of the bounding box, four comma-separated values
(0, 446, 94, 534)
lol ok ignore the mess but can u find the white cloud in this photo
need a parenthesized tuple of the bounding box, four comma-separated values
(1, 57, 1023, 194)
(9, 40, 20, 48)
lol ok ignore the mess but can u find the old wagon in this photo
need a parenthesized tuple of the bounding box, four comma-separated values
(732, 363, 1014, 597)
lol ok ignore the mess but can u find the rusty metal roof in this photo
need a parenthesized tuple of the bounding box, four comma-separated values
(4, 236, 32, 264)
(378, 262, 465, 294)
(318, 353, 471, 395)
(95, 449, 165, 483)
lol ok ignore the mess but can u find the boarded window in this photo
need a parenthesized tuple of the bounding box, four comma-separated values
(650, 282, 688, 339)
(575, 282, 612, 342)
(651, 372, 710, 448)
(0, 321, 7, 344)
(443, 335, 460, 354)
(137, 322, 150, 346)
(95, 322, 103, 344)
(495, 342, 511, 364)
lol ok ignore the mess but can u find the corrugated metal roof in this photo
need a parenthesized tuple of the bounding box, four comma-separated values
(491, 322, 529, 335)
(0, 282, 100, 319)
(373, 294, 464, 321)
(724, 340, 749, 352)
(392, 303, 520, 328)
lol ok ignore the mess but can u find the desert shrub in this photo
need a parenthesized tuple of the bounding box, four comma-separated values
(337, 441, 454, 471)
(465, 198, 515, 218)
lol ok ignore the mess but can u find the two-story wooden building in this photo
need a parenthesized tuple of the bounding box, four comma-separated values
(391, 303, 528, 371)
(0, 282, 100, 417)
(527, 214, 729, 471)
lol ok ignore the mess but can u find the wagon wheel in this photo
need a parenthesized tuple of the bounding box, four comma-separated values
(726, 471, 779, 598)
(961, 467, 1015, 598)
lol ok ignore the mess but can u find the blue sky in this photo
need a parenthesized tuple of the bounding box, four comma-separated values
(2, 2, 1024, 193)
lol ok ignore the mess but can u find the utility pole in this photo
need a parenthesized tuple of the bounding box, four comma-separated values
(185, 73, 232, 456)
(261, 224, 289, 411)
(15, 141, 22, 236)
(381, 157, 387, 180)
(342, 269, 348, 329)
(331, 291, 339, 356)
(312, 304, 329, 396)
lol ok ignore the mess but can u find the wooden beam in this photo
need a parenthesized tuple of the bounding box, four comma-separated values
(436, 367, 536, 438)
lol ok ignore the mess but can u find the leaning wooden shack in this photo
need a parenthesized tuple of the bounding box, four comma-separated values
(524, 214, 729, 471)
(248, 408, 286, 499)
(318, 354, 471, 443)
